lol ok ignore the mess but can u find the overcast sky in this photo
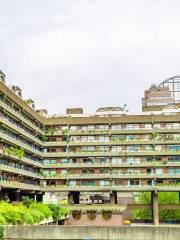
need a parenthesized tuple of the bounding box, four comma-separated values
(0, 0, 180, 115)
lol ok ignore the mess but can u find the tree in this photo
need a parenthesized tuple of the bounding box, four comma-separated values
(133, 192, 180, 220)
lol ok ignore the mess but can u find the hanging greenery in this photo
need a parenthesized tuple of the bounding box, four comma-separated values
(4, 146, 24, 159)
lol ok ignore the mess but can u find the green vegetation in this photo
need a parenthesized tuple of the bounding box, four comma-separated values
(0, 198, 69, 225)
(150, 132, 158, 141)
(133, 192, 180, 220)
(48, 204, 69, 223)
(4, 146, 24, 159)
(0, 225, 3, 240)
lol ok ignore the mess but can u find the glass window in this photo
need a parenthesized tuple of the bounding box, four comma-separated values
(61, 158, 69, 164)
(111, 124, 122, 130)
(100, 180, 110, 186)
(69, 180, 76, 186)
(69, 126, 77, 132)
(98, 125, 109, 130)
(175, 168, 180, 174)
(81, 180, 95, 186)
(44, 159, 50, 165)
(156, 168, 163, 174)
(51, 159, 56, 164)
(112, 146, 122, 152)
(99, 136, 109, 142)
(168, 168, 174, 175)
(112, 158, 122, 164)
(61, 169, 67, 176)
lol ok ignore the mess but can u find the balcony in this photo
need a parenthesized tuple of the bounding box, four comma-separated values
(0, 164, 41, 179)
(0, 149, 42, 168)
(42, 161, 180, 169)
(0, 99, 44, 134)
(0, 116, 43, 145)
(0, 180, 41, 191)
(42, 173, 180, 180)
(43, 184, 180, 192)
(0, 131, 43, 156)
(44, 150, 180, 158)
(44, 139, 180, 147)
(52, 127, 180, 136)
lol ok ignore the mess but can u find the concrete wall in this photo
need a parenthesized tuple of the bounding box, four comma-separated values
(3, 225, 180, 240)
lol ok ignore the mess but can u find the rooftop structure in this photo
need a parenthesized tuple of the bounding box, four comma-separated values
(142, 75, 180, 112)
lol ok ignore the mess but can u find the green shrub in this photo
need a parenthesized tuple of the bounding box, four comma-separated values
(48, 204, 61, 221)
(29, 203, 52, 219)
(0, 225, 3, 240)
(27, 209, 44, 223)
(21, 196, 35, 208)
(0, 215, 6, 225)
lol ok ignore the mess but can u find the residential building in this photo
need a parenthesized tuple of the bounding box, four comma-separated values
(0, 71, 179, 223)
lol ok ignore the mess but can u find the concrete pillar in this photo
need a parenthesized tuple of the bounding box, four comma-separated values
(110, 191, 117, 204)
(152, 191, 159, 226)
(68, 192, 74, 205)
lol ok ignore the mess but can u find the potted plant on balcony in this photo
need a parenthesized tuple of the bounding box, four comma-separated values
(150, 132, 158, 141)
(102, 210, 112, 221)
(16, 148, 24, 159)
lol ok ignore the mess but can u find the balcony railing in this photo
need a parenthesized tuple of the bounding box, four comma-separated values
(0, 116, 43, 145)
(42, 161, 180, 168)
(0, 180, 41, 191)
(44, 150, 180, 157)
(0, 149, 42, 167)
(51, 127, 180, 136)
(42, 173, 180, 180)
(43, 184, 180, 192)
(0, 99, 44, 134)
(0, 164, 41, 179)
(0, 131, 43, 156)
(44, 139, 180, 146)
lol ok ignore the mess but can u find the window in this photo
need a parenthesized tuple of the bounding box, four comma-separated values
(175, 168, 180, 175)
(82, 158, 94, 164)
(82, 125, 95, 131)
(168, 168, 174, 175)
(156, 168, 163, 175)
(99, 146, 109, 152)
(100, 168, 109, 174)
(51, 159, 56, 164)
(129, 180, 141, 186)
(99, 158, 108, 164)
(99, 136, 109, 142)
(112, 169, 122, 174)
(61, 169, 67, 176)
(98, 125, 109, 130)
(112, 146, 122, 152)
(112, 158, 122, 164)
(69, 180, 76, 186)
(44, 159, 50, 165)
(69, 126, 78, 132)
(100, 180, 110, 186)
(81, 180, 95, 186)
(61, 158, 69, 164)
(111, 124, 122, 130)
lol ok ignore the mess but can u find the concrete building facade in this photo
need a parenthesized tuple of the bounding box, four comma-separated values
(0, 72, 180, 225)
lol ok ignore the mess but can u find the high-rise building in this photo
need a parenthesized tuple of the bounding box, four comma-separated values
(142, 75, 180, 112)
(0, 72, 179, 223)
